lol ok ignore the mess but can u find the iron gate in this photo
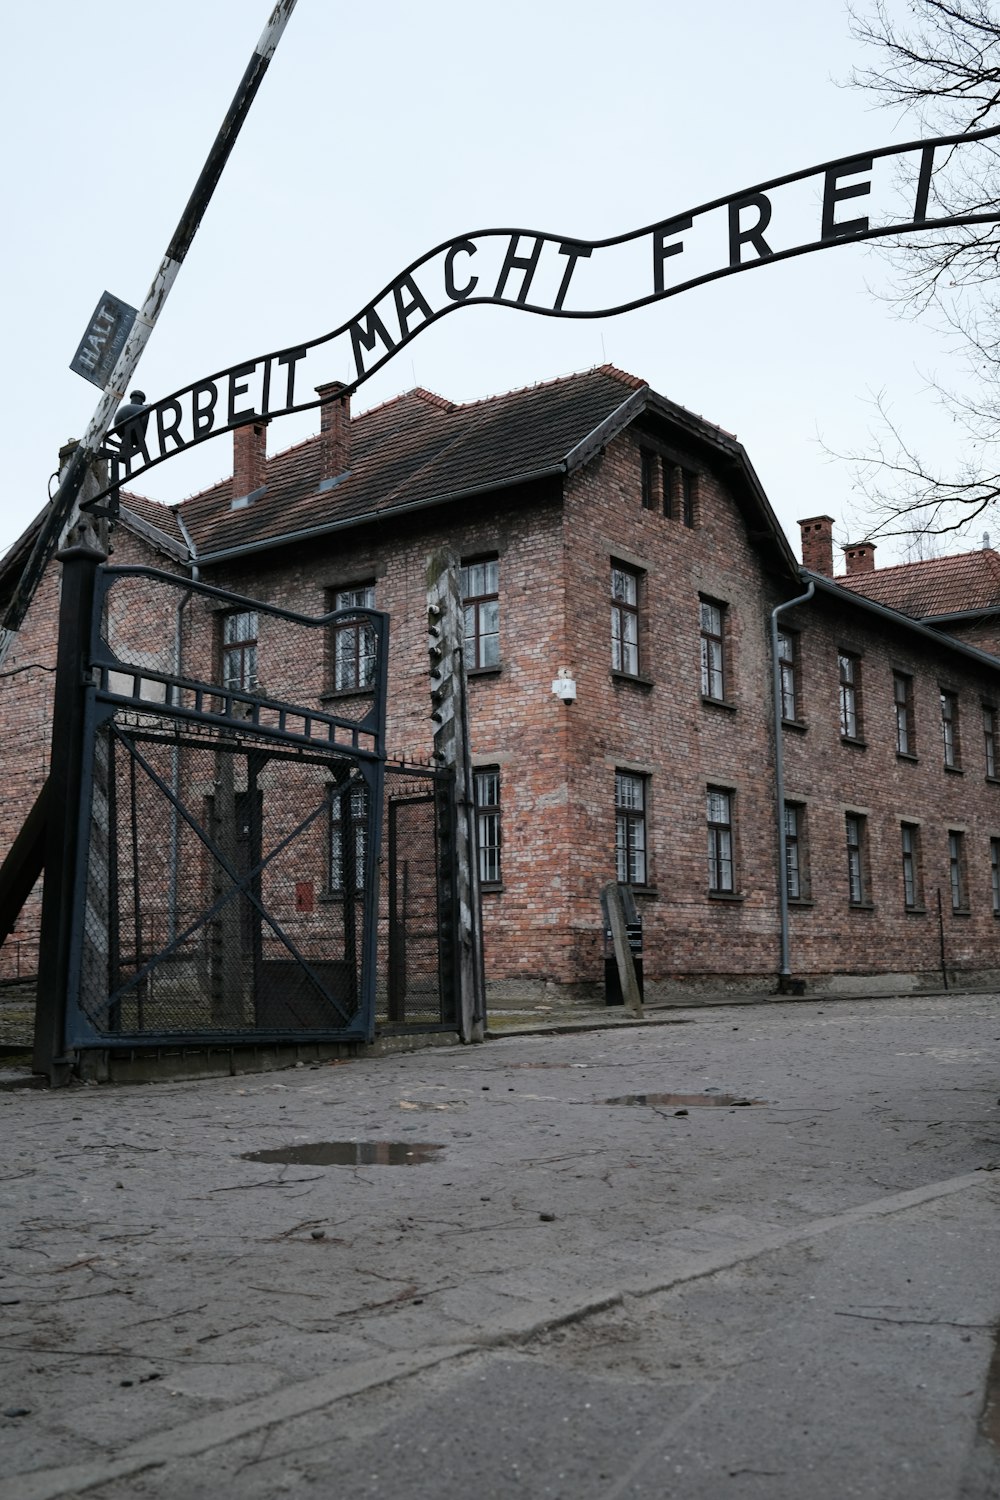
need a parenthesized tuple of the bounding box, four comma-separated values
(37, 559, 458, 1063)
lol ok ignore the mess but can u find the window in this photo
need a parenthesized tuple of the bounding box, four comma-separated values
(640, 449, 657, 510)
(893, 672, 915, 757)
(474, 768, 502, 887)
(707, 786, 735, 894)
(460, 558, 500, 669)
(222, 610, 258, 692)
(777, 630, 798, 721)
(941, 689, 961, 769)
(700, 599, 726, 701)
(984, 704, 999, 778)
(783, 802, 809, 901)
(845, 813, 869, 905)
(615, 771, 647, 886)
(949, 830, 968, 911)
(838, 652, 862, 740)
(611, 566, 640, 676)
(991, 839, 1000, 915)
(330, 782, 367, 893)
(331, 583, 376, 692)
(900, 823, 922, 910)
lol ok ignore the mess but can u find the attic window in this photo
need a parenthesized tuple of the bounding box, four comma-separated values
(230, 484, 267, 512)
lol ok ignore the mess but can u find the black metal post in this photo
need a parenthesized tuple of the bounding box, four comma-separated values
(33, 545, 105, 1083)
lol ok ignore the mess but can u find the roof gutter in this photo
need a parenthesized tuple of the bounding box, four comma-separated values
(920, 605, 1000, 626)
(804, 570, 1000, 673)
(192, 464, 567, 565)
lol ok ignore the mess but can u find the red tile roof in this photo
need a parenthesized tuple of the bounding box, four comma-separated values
(837, 549, 1000, 618)
(176, 366, 650, 560)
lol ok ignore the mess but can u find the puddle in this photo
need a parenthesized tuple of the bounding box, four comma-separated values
(241, 1141, 444, 1166)
(603, 1092, 764, 1108)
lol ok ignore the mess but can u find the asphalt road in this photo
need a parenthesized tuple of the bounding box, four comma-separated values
(2, 993, 999, 1499)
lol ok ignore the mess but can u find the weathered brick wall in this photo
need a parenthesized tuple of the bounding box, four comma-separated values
(7, 426, 1000, 1000)
(559, 429, 787, 992)
(780, 592, 1000, 985)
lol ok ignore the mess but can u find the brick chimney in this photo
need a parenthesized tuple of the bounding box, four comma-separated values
(843, 540, 876, 575)
(798, 515, 835, 576)
(232, 419, 267, 505)
(315, 381, 351, 483)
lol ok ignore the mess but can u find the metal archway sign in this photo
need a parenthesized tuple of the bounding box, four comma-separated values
(92, 122, 1000, 502)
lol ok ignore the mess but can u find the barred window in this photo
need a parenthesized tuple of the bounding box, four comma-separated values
(839, 653, 862, 740)
(474, 768, 502, 887)
(615, 771, 647, 886)
(222, 610, 258, 692)
(941, 690, 960, 769)
(611, 566, 641, 676)
(700, 599, 726, 701)
(332, 583, 376, 692)
(949, 830, 968, 911)
(984, 703, 998, 778)
(461, 558, 500, 669)
(707, 786, 735, 894)
(330, 783, 368, 894)
(777, 631, 798, 722)
(784, 802, 809, 901)
(991, 838, 1000, 915)
(846, 813, 868, 905)
(640, 449, 657, 510)
(894, 673, 915, 756)
(901, 823, 921, 910)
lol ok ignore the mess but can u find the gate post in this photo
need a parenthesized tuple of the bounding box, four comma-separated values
(33, 544, 105, 1083)
(427, 551, 486, 1043)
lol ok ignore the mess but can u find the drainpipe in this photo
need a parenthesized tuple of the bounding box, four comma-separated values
(168, 513, 200, 942)
(770, 580, 815, 986)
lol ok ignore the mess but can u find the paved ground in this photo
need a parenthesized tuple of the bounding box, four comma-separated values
(2, 992, 1000, 1498)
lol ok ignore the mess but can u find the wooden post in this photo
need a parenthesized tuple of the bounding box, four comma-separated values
(427, 550, 486, 1043)
(602, 882, 644, 1018)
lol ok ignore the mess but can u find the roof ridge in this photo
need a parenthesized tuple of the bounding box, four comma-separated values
(837, 551, 988, 586)
(452, 363, 643, 416)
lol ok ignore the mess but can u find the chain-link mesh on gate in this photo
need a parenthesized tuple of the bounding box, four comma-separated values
(64, 564, 399, 1049)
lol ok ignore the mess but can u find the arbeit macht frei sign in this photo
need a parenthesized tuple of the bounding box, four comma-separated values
(87, 126, 1000, 503)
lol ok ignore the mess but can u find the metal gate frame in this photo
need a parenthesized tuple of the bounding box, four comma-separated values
(33, 550, 394, 1079)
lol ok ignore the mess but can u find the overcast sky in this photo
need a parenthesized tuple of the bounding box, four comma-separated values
(0, 0, 984, 568)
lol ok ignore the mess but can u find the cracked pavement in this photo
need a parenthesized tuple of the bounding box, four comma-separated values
(2, 993, 1000, 1498)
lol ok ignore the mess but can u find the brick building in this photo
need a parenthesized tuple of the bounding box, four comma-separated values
(4, 364, 1000, 999)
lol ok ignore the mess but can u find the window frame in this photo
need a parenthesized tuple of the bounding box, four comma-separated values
(984, 702, 999, 780)
(611, 564, 642, 678)
(948, 829, 969, 912)
(991, 837, 1000, 916)
(893, 671, 915, 758)
(900, 822, 923, 911)
(329, 781, 368, 895)
(783, 801, 810, 903)
(330, 582, 376, 695)
(941, 688, 961, 771)
(700, 597, 727, 703)
(777, 629, 799, 723)
(838, 651, 863, 742)
(460, 556, 500, 672)
(615, 771, 648, 887)
(706, 785, 736, 896)
(473, 766, 502, 889)
(845, 812, 870, 907)
(221, 609, 259, 694)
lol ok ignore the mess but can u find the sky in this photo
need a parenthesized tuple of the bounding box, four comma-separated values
(0, 0, 985, 569)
